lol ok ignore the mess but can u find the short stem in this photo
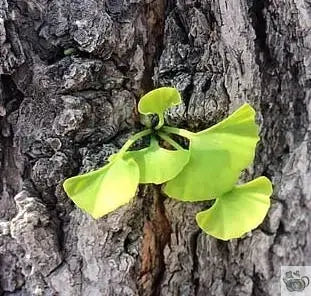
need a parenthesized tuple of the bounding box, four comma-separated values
(150, 135, 159, 147)
(155, 114, 164, 130)
(118, 129, 152, 155)
(162, 126, 194, 139)
(158, 132, 184, 150)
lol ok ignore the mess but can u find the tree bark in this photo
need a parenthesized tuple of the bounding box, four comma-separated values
(0, 0, 310, 295)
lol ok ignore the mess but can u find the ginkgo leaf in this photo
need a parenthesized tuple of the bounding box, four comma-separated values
(196, 176, 272, 240)
(138, 87, 181, 129)
(63, 157, 139, 219)
(126, 138, 190, 184)
(163, 104, 259, 201)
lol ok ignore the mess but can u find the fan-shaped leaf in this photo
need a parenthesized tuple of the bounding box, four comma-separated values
(138, 87, 181, 128)
(126, 139, 190, 184)
(163, 104, 259, 201)
(63, 158, 139, 218)
(196, 177, 272, 240)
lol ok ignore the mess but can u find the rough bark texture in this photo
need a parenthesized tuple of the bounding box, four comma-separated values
(0, 0, 310, 295)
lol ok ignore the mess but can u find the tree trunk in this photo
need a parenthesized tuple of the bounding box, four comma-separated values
(0, 0, 310, 295)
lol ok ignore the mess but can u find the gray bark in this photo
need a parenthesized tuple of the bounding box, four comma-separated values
(0, 0, 310, 295)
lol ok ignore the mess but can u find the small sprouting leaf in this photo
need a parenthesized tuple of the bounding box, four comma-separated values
(196, 177, 272, 240)
(138, 87, 181, 129)
(63, 157, 139, 218)
(163, 104, 259, 201)
(126, 138, 190, 184)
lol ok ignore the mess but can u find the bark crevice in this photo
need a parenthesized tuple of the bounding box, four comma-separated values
(0, 0, 310, 295)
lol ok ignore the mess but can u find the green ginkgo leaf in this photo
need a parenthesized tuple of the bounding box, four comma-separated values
(63, 157, 139, 218)
(163, 104, 259, 201)
(126, 138, 190, 184)
(138, 87, 181, 129)
(196, 176, 272, 240)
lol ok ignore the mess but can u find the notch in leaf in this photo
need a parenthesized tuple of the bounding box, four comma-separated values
(196, 177, 272, 240)
(126, 137, 190, 184)
(138, 87, 181, 129)
(163, 104, 259, 201)
(63, 157, 139, 218)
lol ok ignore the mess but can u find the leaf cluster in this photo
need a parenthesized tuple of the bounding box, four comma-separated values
(63, 87, 272, 240)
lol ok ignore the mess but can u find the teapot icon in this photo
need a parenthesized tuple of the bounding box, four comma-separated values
(283, 271, 310, 292)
